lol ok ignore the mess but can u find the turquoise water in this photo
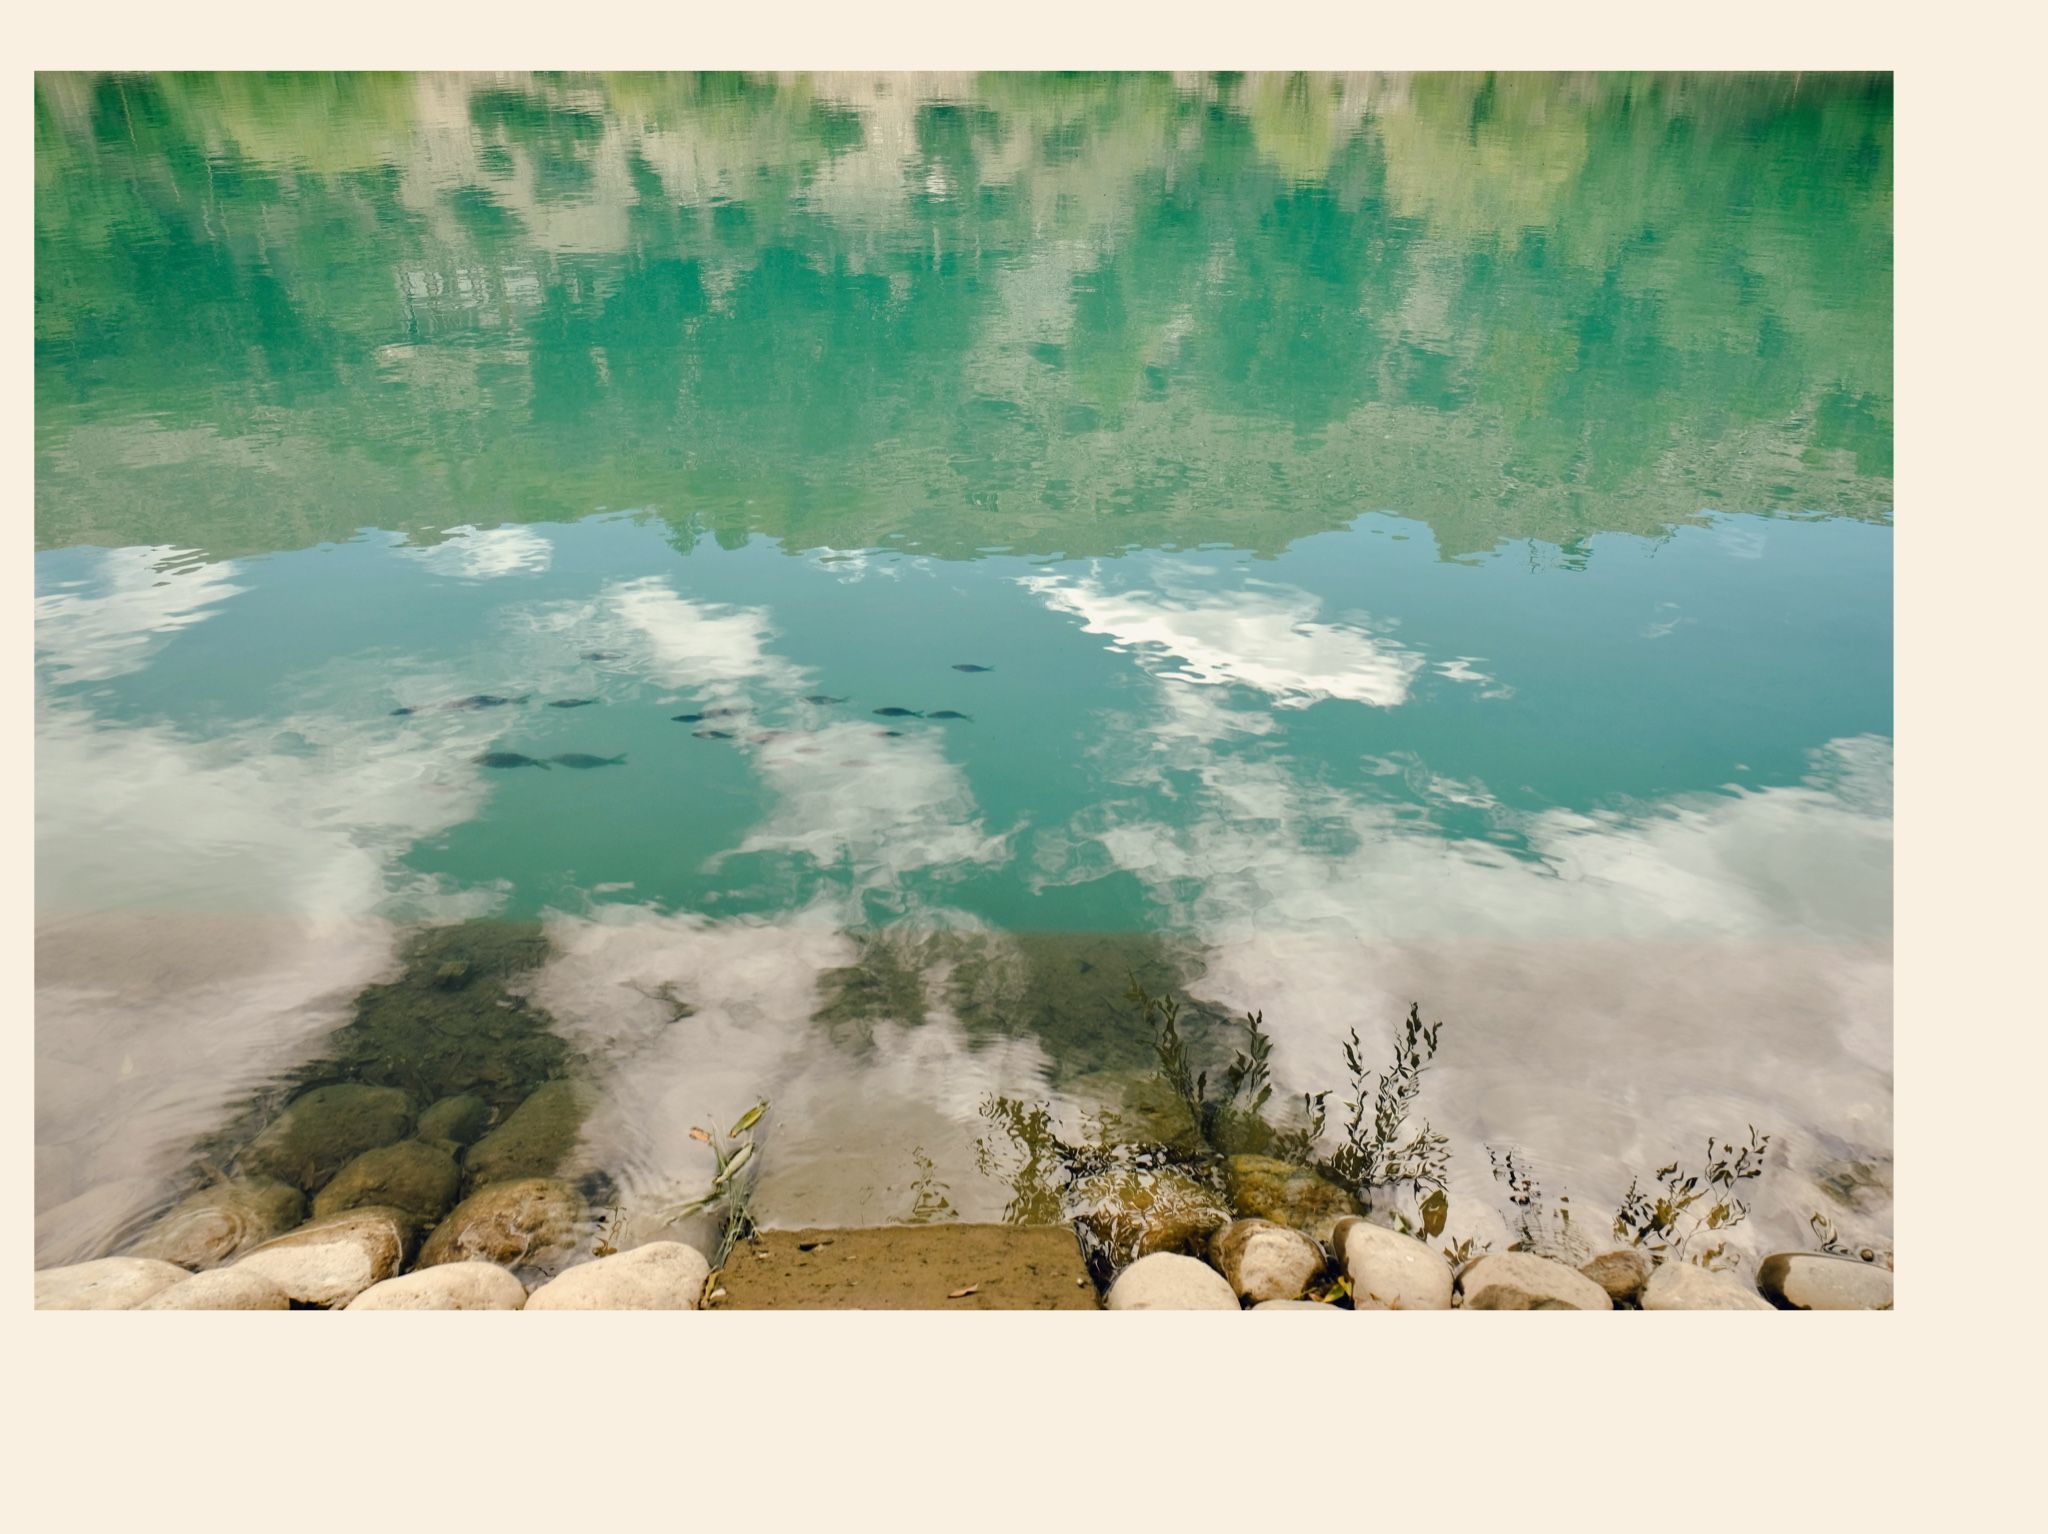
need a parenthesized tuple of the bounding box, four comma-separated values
(35, 73, 1892, 1268)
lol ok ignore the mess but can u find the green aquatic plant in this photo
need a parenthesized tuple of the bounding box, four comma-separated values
(1486, 1145, 1591, 1264)
(1327, 1003, 1450, 1212)
(1129, 978, 1301, 1158)
(667, 1099, 770, 1288)
(1612, 1126, 1770, 1269)
(904, 1145, 956, 1225)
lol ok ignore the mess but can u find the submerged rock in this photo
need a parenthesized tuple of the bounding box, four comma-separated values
(1457, 1251, 1612, 1310)
(419, 1177, 583, 1275)
(348, 1262, 527, 1311)
(233, 1206, 414, 1308)
(1331, 1216, 1453, 1310)
(1071, 1165, 1231, 1268)
(1223, 1155, 1361, 1240)
(1105, 1252, 1240, 1311)
(1755, 1252, 1894, 1311)
(463, 1081, 588, 1189)
(126, 1177, 306, 1270)
(137, 1268, 291, 1311)
(1640, 1262, 1773, 1311)
(416, 1094, 492, 1149)
(238, 1084, 413, 1193)
(313, 1141, 461, 1228)
(36, 1256, 189, 1310)
(1210, 1219, 1326, 1303)
(525, 1242, 711, 1310)
(1580, 1248, 1654, 1306)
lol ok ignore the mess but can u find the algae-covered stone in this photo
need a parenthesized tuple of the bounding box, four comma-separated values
(125, 1177, 306, 1271)
(233, 1206, 414, 1308)
(1580, 1248, 1654, 1306)
(1331, 1216, 1453, 1310)
(1640, 1261, 1773, 1311)
(238, 1084, 413, 1192)
(1457, 1251, 1612, 1310)
(1071, 1165, 1230, 1268)
(1210, 1219, 1326, 1303)
(1104, 1252, 1240, 1311)
(1755, 1252, 1893, 1311)
(1223, 1155, 1361, 1240)
(348, 1262, 526, 1310)
(36, 1257, 189, 1310)
(313, 1141, 461, 1227)
(416, 1094, 492, 1149)
(138, 1268, 291, 1310)
(419, 1177, 583, 1275)
(525, 1242, 711, 1310)
(462, 1081, 588, 1189)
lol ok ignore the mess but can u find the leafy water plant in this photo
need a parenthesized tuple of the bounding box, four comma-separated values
(1612, 1126, 1770, 1268)
(1486, 1145, 1590, 1264)
(1326, 1002, 1450, 1211)
(666, 1099, 770, 1293)
(904, 1145, 956, 1225)
(1129, 979, 1284, 1157)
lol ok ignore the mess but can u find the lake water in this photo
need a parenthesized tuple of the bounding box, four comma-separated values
(35, 72, 1892, 1273)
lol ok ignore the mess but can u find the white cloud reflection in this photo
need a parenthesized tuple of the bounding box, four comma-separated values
(401, 523, 553, 579)
(1022, 563, 1425, 708)
(34, 546, 245, 684)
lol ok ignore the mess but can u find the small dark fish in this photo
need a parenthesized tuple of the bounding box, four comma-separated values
(672, 713, 704, 723)
(694, 729, 735, 740)
(951, 664, 994, 673)
(389, 707, 417, 717)
(580, 651, 622, 661)
(802, 694, 847, 705)
(880, 729, 904, 738)
(454, 694, 527, 710)
(550, 753, 626, 769)
(873, 707, 923, 718)
(927, 710, 972, 721)
(546, 698, 599, 709)
(476, 751, 549, 770)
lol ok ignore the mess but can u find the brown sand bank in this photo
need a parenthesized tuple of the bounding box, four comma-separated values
(712, 1225, 1098, 1310)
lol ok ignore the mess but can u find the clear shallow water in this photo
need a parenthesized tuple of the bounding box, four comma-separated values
(35, 72, 1892, 1270)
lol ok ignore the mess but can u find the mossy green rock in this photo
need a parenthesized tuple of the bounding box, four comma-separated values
(125, 1177, 306, 1270)
(1223, 1155, 1361, 1241)
(1071, 1165, 1230, 1268)
(313, 1140, 461, 1227)
(416, 1094, 492, 1148)
(419, 1177, 585, 1276)
(238, 1084, 414, 1192)
(463, 1080, 589, 1189)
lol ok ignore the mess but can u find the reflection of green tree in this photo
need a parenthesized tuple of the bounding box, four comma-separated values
(35, 71, 1890, 563)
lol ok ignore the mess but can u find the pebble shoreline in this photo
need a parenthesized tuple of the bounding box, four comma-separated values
(33, 1075, 1894, 1311)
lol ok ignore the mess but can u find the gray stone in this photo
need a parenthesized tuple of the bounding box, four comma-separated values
(1755, 1252, 1893, 1311)
(416, 1094, 492, 1148)
(1251, 1298, 1342, 1311)
(238, 1084, 413, 1192)
(36, 1256, 189, 1310)
(1071, 1164, 1230, 1268)
(1223, 1155, 1361, 1241)
(525, 1242, 711, 1310)
(463, 1081, 588, 1189)
(233, 1206, 414, 1308)
(125, 1177, 306, 1271)
(137, 1268, 291, 1310)
(347, 1261, 527, 1310)
(1209, 1219, 1326, 1303)
(1457, 1251, 1612, 1310)
(1331, 1216, 1453, 1310)
(312, 1140, 461, 1227)
(1640, 1261, 1773, 1311)
(1580, 1248, 1654, 1305)
(1104, 1252, 1240, 1311)
(419, 1177, 584, 1275)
